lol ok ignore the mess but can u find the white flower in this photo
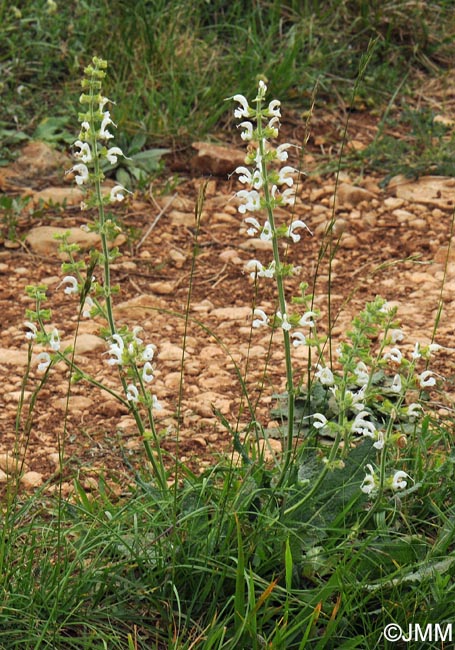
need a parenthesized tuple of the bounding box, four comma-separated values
(266, 99, 281, 117)
(142, 344, 156, 361)
(244, 217, 262, 236)
(260, 220, 273, 241)
(233, 94, 251, 118)
(235, 166, 263, 189)
(361, 464, 376, 495)
(278, 187, 296, 207)
(346, 386, 366, 411)
(37, 352, 51, 373)
(315, 364, 334, 386)
(352, 411, 376, 437)
(59, 275, 79, 295)
(132, 327, 143, 345)
(419, 370, 436, 388)
(71, 163, 89, 185)
(312, 413, 328, 429)
(49, 328, 60, 352)
(238, 121, 254, 141)
(252, 309, 269, 328)
(391, 470, 410, 491)
(390, 329, 404, 343)
(246, 260, 275, 279)
(277, 166, 295, 187)
(291, 331, 306, 347)
(257, 80, 267, 97)
(391, 374, 402, 393)
(107, 334, 124, 366)
(82, 296, 94, 318)
(286, 220, 311, 243)
(276, 311, 292, 331)
(80, 121, 90, 132)
(411, 342, 421, 360)
(383, 347, 402, 364)
(276, 143, 291, 161)
(99, 96, 114, 112)
(373, 431, 385, 450)
(142, 362, 154, 383)
(152, 395, 162, 410)
(407, 403, 422, 418)
(110, 185, 127, 202)
(298, 311, 317, 328)
(126, 384, 139, 403)
(99, 111, 115, 140)
(354, 361, 369, 386)
(106, 146, 125, 165)
(266, 116, 280, 137)
(237, 189, 261, 213)
(24, 321, 37, 340)
(74, 140, 92, 163)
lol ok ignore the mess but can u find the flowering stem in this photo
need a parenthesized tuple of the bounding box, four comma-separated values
(257, 135, 295, 478)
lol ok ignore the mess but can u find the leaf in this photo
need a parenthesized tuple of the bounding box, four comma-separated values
(32, 117, 73, 144)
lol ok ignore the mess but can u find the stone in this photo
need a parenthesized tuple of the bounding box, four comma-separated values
(54, 396, 93, 412)
(239, 238, 274, 252)
(30, 186, 84, 206)
(0, 141, 71, 191)
(209, 306, 251, 321)
(114, 294, 167, 319)
(61, 333, 105, 355)
(191, 142, 245, 177)
(21, 471, 44, 489)
(389, 175, 455, 209)
(25, 226, 125, 257)
(0, 453, 27, 474)
(336, 183, 375, 208)
(0, 348, 30, 366)
(149, 281, 176, 295)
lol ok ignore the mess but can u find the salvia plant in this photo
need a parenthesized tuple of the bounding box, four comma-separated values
(20, 57, 167, 491)
(230, 80, 443, 507)
(9, 58, 452, 648)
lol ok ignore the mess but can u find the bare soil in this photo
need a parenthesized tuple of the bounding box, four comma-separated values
(1, 108, 454, 496)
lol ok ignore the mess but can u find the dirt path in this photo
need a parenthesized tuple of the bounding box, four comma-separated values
(1, 131, 454, 495)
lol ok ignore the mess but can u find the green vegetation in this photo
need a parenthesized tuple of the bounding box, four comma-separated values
(1, 1, 454, 174)
(1, 4, 455, 649)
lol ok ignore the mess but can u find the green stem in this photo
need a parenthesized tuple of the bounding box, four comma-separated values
(256, 118, 294, 484)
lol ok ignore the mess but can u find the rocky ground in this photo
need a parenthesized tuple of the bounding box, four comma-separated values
(1, 113, 454, 496)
